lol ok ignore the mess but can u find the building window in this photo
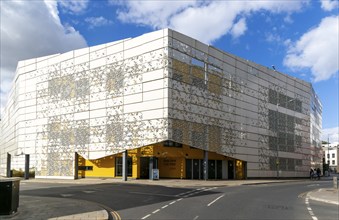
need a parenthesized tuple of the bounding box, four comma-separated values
(78, 166, 93, 171)
(115, 157, 132, 177)
(332, 160, 335, 165)
(332, 153, 335, 158)
(327, 154, 330, 158)
(163, 140, 182, 148)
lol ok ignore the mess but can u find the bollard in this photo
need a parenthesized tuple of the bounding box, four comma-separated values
(333, 177, 338, 189)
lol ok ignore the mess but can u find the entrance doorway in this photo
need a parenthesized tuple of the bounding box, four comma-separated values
(140, 157, 149, 179)
(228, 160, 234, 179)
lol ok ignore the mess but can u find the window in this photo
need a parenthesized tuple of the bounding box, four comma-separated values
(163, 140, 182, 148)
(115, 157, 132, 177)
(332, 160, 335, 165)
(327, 154, 330, 158)
(78, 166, 93, 171)
(332, 153, 335, 158)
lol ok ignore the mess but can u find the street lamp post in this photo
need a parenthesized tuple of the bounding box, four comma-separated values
(276, 98, 295, 179)
(328, 135, 330, 176)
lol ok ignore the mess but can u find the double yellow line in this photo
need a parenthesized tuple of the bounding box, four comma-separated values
(110, 210, 121, 220)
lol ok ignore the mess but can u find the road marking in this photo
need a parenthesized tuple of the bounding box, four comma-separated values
(83, 190, 96, 193)
(152, 209, 160, 214)
(305, 193, 318, 220)
(141, 214, 151, 219)
(140, 187, 217, 219)
(130, 191, 177, 197)
(60, 194, 73, 197)
(207, 194, 225, 207)
(193, 215, 199, 220)
(307, 184, 319, 187)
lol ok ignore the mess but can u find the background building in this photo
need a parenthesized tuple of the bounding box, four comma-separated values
(322, 142, 339, 173)
(0, 29, 322, 179)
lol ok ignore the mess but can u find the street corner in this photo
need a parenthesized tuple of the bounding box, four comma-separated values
(307, 188, 339, 206)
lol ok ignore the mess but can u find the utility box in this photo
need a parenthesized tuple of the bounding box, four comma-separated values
(0, 178, 20, 215)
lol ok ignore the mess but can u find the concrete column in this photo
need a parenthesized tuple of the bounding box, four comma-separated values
(24, 154, 30, 180)
(122, 150, 128, 181)
(149, 157, 154, 180)
(7, 153, 11, 177)
(74, 152, 79, 179)
(203, 150, 208, 180)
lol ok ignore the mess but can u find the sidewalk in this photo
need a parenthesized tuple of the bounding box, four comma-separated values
(0, 196, 109, 220)
(307, 188, 339, 205)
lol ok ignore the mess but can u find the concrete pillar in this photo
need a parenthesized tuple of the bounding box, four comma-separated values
(203, 150, 208, 180)
(7, 153, 11, 177)
(24, 154, 30, 180)
(74, 152, 79, 179)
(122, 150, 128, 181)
(149, 157, 154, 180)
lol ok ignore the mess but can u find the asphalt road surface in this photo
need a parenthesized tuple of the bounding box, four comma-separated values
(20, 180, 338, 220)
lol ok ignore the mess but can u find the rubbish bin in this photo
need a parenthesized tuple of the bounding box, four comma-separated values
(0, 178, 20, 215)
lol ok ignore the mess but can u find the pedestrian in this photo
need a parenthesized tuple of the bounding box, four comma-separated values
(316, 168, 321, 180)
(310, 168, 314, 180)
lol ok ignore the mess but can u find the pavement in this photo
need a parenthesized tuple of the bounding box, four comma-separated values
(0, 176, 338, 220)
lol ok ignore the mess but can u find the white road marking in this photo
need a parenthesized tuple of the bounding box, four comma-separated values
(193, 215, 199, 220)
(169, 201, 176, 205)
(305, 193, 318, 220)
(207, 194, 225, 207)
(141, 214, 151, 219)
(152, 209, 160, 214)
(161, 205, 168, 209)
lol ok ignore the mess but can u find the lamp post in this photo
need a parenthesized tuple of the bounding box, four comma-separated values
(328, 135, 330, 176)
(276, 98, 295, 179)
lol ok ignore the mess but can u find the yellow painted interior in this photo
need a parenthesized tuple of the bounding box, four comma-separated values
(77, 142, 244, 179)
(235, 160, 244, 180)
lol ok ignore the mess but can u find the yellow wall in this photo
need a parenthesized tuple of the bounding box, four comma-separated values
(78, 155, 115, 178)
(77, 143, 243, 179)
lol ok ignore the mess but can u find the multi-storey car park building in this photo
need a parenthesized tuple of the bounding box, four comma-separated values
(0, 29, 322, 180)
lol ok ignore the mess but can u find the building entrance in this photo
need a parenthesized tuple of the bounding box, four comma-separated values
(140, 157, 149, 179)
(186, 159, 223, 179)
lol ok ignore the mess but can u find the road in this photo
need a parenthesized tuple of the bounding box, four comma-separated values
(20, 180, 338, 220)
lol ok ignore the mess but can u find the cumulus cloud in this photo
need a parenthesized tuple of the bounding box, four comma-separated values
(322, 127, 339, 143)
(320, 0, 339, 11)
(85, 16, 113, 29)
(0, 1, 87, 113)
(284, 16, 339, 82)
(114, 0, 308, 44)
(58, 0, 89, 14)
(230, 18, 247, 38)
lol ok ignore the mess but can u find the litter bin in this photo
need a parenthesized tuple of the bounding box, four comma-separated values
(0, 178, 20, 215)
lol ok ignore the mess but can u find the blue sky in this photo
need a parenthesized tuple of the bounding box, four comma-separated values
(1, 0, 338, 142)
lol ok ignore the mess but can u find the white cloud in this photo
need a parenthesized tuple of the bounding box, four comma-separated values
(284, 16, 339, 82)
(85, 16, 113, 29)
(230, 18, 247, 38)
(0, 1, 87, 112)
(115, 0, 308, 44)
(320, 0, 339, 11)
(322, 127, 339, 143)
(58, 0, 89, 14)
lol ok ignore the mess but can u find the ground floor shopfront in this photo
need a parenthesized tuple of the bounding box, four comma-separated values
(77, 142, 247, 180)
